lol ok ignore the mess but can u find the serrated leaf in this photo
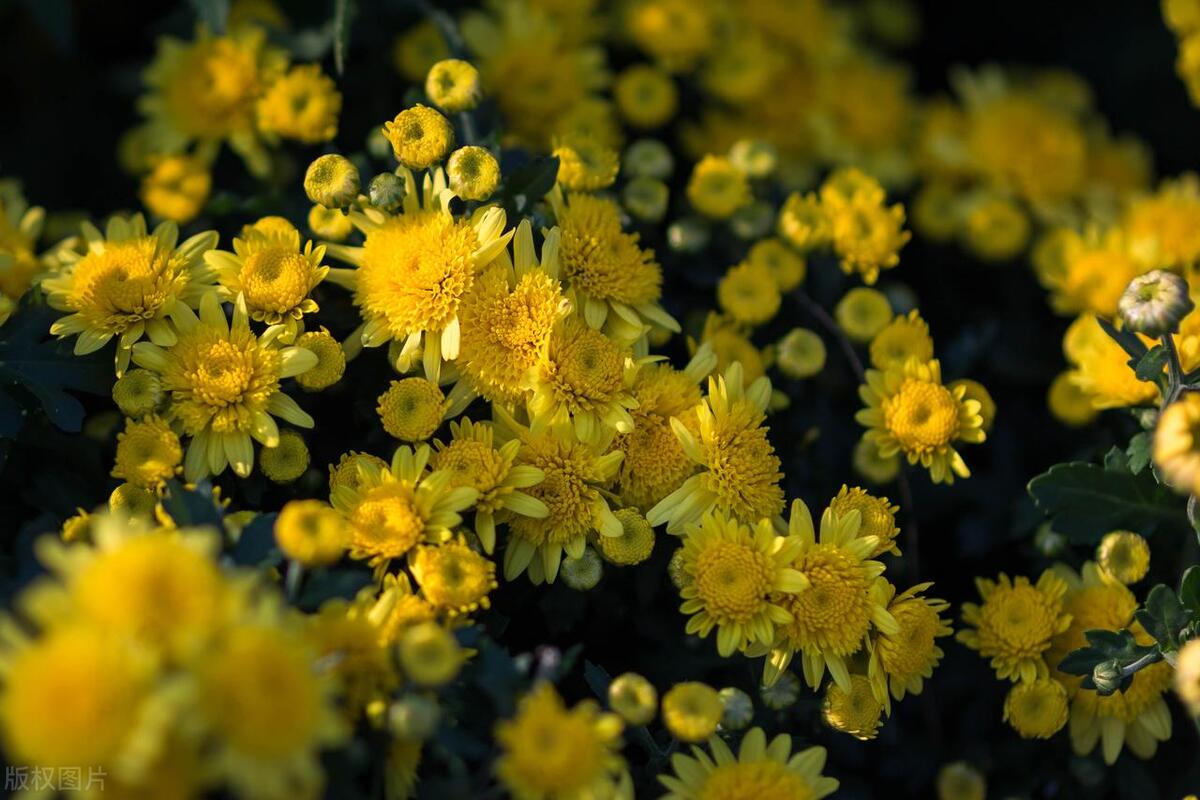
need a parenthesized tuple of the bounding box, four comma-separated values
(1136, 583, 1189, 649)
(1126, 431, 1153, 474)
(1131, 344, 1168, 382)
(1180, 566, 1200, 614)
(1027, 461, 1187, 543)
(1084, 628, 1131, 653)
(1103, 446, 1130, 473)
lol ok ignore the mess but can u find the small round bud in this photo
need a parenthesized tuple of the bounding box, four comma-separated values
(760, 671, 800, 710)
(728, 139, 777, 179)
(667, 547, 688, 589)
(661, 682, 722, 742)
(425, 59, 481, 113)
(1091, 659, 1123, 695)
(936, 762, 986, 800)
(304, 154, 360, 209)
(614, 65, 677, 129)
(140, 154, 211, 225)
(597, 508, 655, 565)
(398, 622, 463, 687)
(623, 176, 669, 222)
(1096, 530, 1151, 584)
(307, 205, 354, 242)
(554, 137, 619, 192)
(369, 172, 407, 210)
(275, 499, 347, 566)
(717, 687, 753, 731)
(388, 694, 442, 740)
(259, 430, 310, 483)
(608, 672, 657, 726)
(384, 105, 455, 170)
(294, 328, 347, 391)
(108, 483, 156, 517)
(623, 139, 673, 179)
(377, 378, 448, 441)
(776, 328, 827, 379)
(853, 436, 900, 484)
(1119, 269, 1194, 337)
(730, 201, 775, 240)
(112, 368, 163, 417)
(560, 547, 603, 590)
(447, 146, 501, 201)
(835, 287, 893, 343)
(667, 217, 709, 253)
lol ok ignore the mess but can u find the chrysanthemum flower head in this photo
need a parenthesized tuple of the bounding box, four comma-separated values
(408, 536, 497, 617)
(867, 581, 951, 711)
(425, 58, 481, 113)
(957, 570, 1071, 684)
(325, 168, 513, 382)
(447, 145, 501, 201)
(0, 180, 46, 302)
(648, 362, 783, 533)
(376, 377, 448, 442)
(1155, 392, 1200, 495)
(305, 593, 400, 717)
(111, 414, 182, 490)
(717, 260, 781, 327)
(748, 236, 806, 291)
(44, 214, 218, 375)
(1036, 227, 1143, 317)
(257, 64, 341, 144)
(661, 681, 722, 742)
(835, 287, 893, 343)
(614, 64, 678, 129)
(697, 311, 768, 382)
(658, 726, 839, 800)
(140, 154, 212, 225)
(598, 508, 656, 565)
(259, 428, 310, 483)
(822, 182, 910, 285)
(494, 683, 626, 800)
(1095, 530, 1150, 584)
(627, 0, 714, 72)
(675, 510, 809, 657)
(778, 191, 831, 252)
(293, 328, 345, 391)
(275, 499, 347, 566)
(608, 672, 658, 726)
(822, 674, 883, 740)
(384, 104, 454, 170)
(1003, 678, 1069, 739)
(868, 309, 934, 370)
(131, 292, 317, 480)
(553, 136, 620, 191)
(328, 450, 388, 495)
(304, 154, 360, 208)
(777, 328, 827, 380)
(1063, 314, 1158, 409)
(857, 358, 986, 484)
(687, 155, 751, 220)
(1123, 174, 1200, 269)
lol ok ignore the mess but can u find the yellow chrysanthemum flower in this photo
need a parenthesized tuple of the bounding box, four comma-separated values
(857, 358, 986, 484)
(687, 155, 751, 220)
(393, 21, 449, 82)
(717, 260, 781, 327)
(329, 444, 478, 570)
(1036, 227, 1144, 317)
(597, 509, 656, 566)
(376, 377, 448, 442)
(822, 180, 910, 285)
(627, 0, 714, 72)
(1047, 369, 1100, 427)
(1155, 392, 1200, 494)
(936, 762, 986, 800)
(829, 485, 901, 557)
(657, 726, 839, 800)
(140, 26, 288, 176)
(293, 328, 346, 391)
(494, 683, 627, 800)
(447, 145, 501, 201)
(777, 328, 827, 380)
(553, 136, 620, 191)
(1096, 530, 1151, 584)
(835, 287, 893, 343)
(608, 672, 658, 726)
(275, 499, 348, 566)
(697, 311, 768, 382)
(44, 214, 218, 375)
(384, 105, 455, 170)
(957, 570, 1072, 684)
(398, 621, 463, 687)
(324, 168, 513, 382)
(1063, 314, 1158, 410)
(111, 414, 182, 490)
(648, 362, 784, 533)
(259, 429, 310, 483)
(614, 64, 678, 129)
(1123, 173, 1200, 270)
(0, 180, 46, 303)
(426, 58, 482, 113)
(256, 64, 341, 144)
(1003, 678, 1069, 739)
(368, 572, 437, 646)
(868, 309, 934, 370)
(140, 154, 212, 224)
(429, 417, 548, 554)
(961, 193, 1029, 262)
(661, 682, 722, 742)
(867, 582, 952, 712)
(409, 537, 497, 617)
(747, 237, 806, 292)
(328, 450, 388, 495)
(822, 674, 883, 740)
(1175, 638, 1200, 714)
(755, 499, 899, 691)
(308, 204, 354, 241)
(675, 510, 809, 657)
(205, 225, 329, 342)
(778, 191, 831, 253)
(305, 594, 399, 717)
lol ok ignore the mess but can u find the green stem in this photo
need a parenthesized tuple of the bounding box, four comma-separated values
(1120, 649, 1163, 678)
(1162, 334, 1185, 406)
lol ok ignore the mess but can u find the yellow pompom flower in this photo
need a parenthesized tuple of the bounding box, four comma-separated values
(327, 450, 388, 494)
(140, 154, 211, 224)
(1096, 530, 1150, 584)
(499, 412, 624, 584)
(936, 762, 986, 800)
(778, 192, 831, 252)
(329, 444, 478, 569)
(675, 510, 809, 657)
(139, 26, 288, 175)
(822, 183, 910, 285)
(111, 414, 182, 490)
(614, 64, 678, 129)
(957, 570, 1072, 683)
(398, 622, 463, 688)
(869, 309, 934, 370)
(687, 155, 751, 220)
(425, 59, 481, 113)
(369, 573, 437, 646)
(597, 508, 656, 565)
(376, 377, 448, 442)
(836, 287, 894, 343)
(608, 672, 658, 726)
(429, 417, 548, 554)
(829, 485, 900, 557)
(822, 674, 883, 740)
(867, 582, 952, 711)
(275, 499, 348, 566)
(304, 154, 361, 209)
(1155, 392, 1200, 494)
(1047, 370, 1099, 427)
(755, 498, 899, 691)
(495, 683, 626, 800)
(324, 168, 513, 382)
(553, 136, 620, 191)
(776, 328, 827, 380)
(1036, 227, 1143, 317)
(131, 292, 317, 480)
(552, 191, 676, 336)
(648, 363, 783, 533)
(1003, 678, 1069, 739)
(717, 260, 781, 327)
(43, 214, 219, 375)
(857, 358, 986, 484)
(293, 328, 346, 391)
(384, 105, 454, 170)
(408, 537, 497, 617)
(456, 220, 567, 403)
(257, 64, 341, 143)
(658, 727, 839, 800)
(205, 225, 328, 343)
(109, 483, 157, 517)
(308, 204, 354, 241)
(661, 682, 722, 742)
(196, 622, 346, 799)
(447, 145, 501, 201)
(748, 237, 806, 291)
(1122, 174, 1200, 270)
(260, 429, 310, 483)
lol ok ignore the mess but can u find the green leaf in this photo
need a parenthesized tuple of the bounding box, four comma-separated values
(1131, 344, 1168, 383)
(294, 567, 372, 611)
(159, 481, 224, 530)
(1135, 583, 1190, 649)
(1180, 565, 1200, 614)
(1058, 646, 1105, 676)
(1126, 431, 1153, 475)
(500, 156, 560, 216)
(1103, 446, 1130, 473)
(231, 513, 279, 567)
(189, 0, 229, 34)
(332, 0, 356, 76)
(1027, 461, 1187, 543)
(1097, 316, 1149, 361)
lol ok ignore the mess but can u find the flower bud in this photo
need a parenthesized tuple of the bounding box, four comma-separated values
(447, 146, 500, 201)
(388, 694, 441, 740)
(369, 172, 406, 210)
(667, 217, 709, 253)
(728, 139, 777, 178)
(760, 671, 800, 710)
(622, 176, 669, 222)
(623, 139, 673, 179)
(777, 328, 827, 379)
(1118, 270, 1194, 337)
(1092, 659, 1123, 695)
(560, 547, 603, 590)
(425, 59, 481, 113)
(608, 672, 657, 726)
(730, 201, 775, 240)
(717, 687, 753, 731)
(304, 154, 360, 208)
(112, 368, 163, 417)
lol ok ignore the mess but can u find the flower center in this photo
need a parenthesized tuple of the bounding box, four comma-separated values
(239, 247, 311, 313)
(693, 540, 774, 622)
(883, 379, 959, 450)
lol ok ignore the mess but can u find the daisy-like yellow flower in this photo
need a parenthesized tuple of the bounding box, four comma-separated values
(368, 572, 437, 646)
(324, 168, 513, 382)
(821, 177, 910, 285)
(687, 155, 751, 220)
(329, 444, 478, 570)
(131, 292, 317, 480)
(551, 190, 677, 338)
(275, 499, 348, 566)
(648, 362, 784, 534)
(822, 674, 883, 740)
(44, 214, 218, 375)
(111, 414, 182, 491)
(408, 537, 497, 617)
(857, 358, 986, 484)
(429, 417, 548, 554)
(140, 154, 212, 225)
(0, 180, 46, 304)
(717, 260, 781, 327)
(661, 682, 723, 742)
(495, 683, 627, 800)
(869, 309, 934, 370)
(1048, 369, 1100, 427)
(256, 64, 341, 144)
(425, 59, 481, 113)
(1064, 314, 1158, 410)
(497, 410, 624, 584)
(139, 26, 288, 176)
(1123, 173, 1200, 270)
(657, 726, 839, 800)
(1035, 227, 1144, 318)
(205, 225, 328, 343)
(675, 510, 808, 657)
(829, 484, 901, 557)
(305, 594, 399, 717)
(754, 499, 898, 691)
(627, 0, 714, 72)
(747, 236, 806, 292)
(1096, 530, 1150, 584)
(1003, 679, 1069, 739)
(457, 220, 570, 404)
(867, 582, 952, 712)
(614, 64, 678, 129)
(957, 570, 1072, 684)
(778, 191, 831, 253)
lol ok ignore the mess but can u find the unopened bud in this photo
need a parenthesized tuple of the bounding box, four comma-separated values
(623, 139, 673, 179)
(1119, 270, 1194, 338)
(369, 173, 406, 210)
(623, 177, 669, 222)
(718, 687, 753, 730)
(304, 154, 360, 208)
(388, 694, 441, 740)
(1092, 659, 1123, 695)
(560, 547, 602, 590)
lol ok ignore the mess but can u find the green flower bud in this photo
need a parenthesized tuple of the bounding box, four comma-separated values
(760, 671, 800, 710)
(1092, 659, 1123, 696)
(718, 687, 754, 731)
(369, 172, 406, 211)
(608, 672, 658, 726)
(560, 547, 602, 590)
(304, 154, 360, 208)
(623, 139, 673, 179)
(777, 328, 827, 379)
(1118, 270, 1194, 338)
(730, 201, 775, 240)
(728, 139, 777, 178)
(622, 176, 669, 222)
(668, 217, 709, 253)
(388, 694, 441, 740)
